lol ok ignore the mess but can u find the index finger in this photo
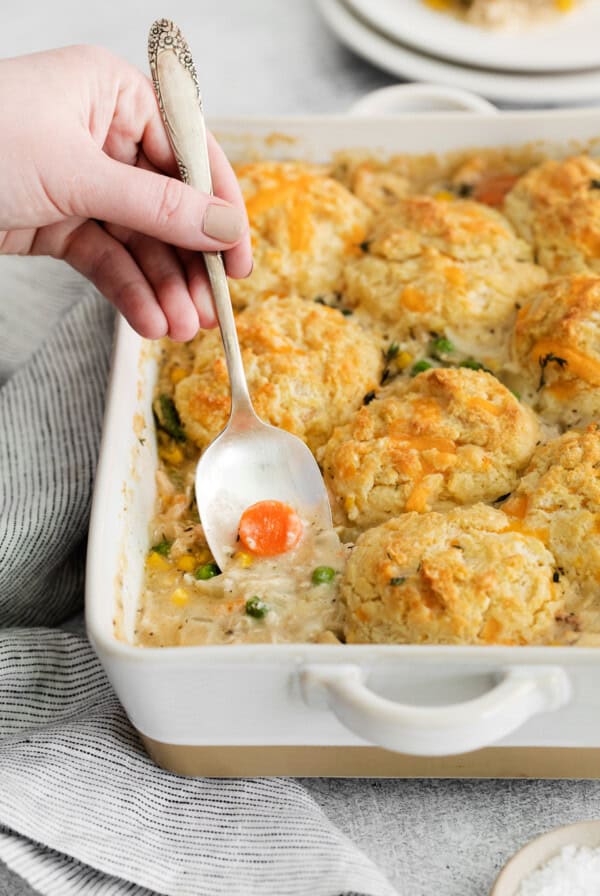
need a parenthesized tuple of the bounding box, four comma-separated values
(206, 131, 252, 280)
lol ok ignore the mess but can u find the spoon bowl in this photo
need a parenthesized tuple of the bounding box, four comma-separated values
(149, 20, 332, 568)
(196, 412, 332, 570)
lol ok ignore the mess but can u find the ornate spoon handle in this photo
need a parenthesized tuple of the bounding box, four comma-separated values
(148, 19, 254, 418)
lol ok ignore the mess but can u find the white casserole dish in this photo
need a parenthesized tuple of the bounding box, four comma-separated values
(86, 106, 600, 776)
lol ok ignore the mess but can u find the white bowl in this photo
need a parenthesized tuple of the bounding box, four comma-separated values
(491, 820, 600, 895)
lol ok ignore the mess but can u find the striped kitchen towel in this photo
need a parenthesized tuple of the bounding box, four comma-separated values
(0, 257, 397, 896)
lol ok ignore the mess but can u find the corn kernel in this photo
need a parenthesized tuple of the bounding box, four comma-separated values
(147, 552, 171, 571)
(159, 445, 184, 465)
(344, 495, 357, 516)
(555, 0, 573, 10)
(434, 190, 455, 202)
(171, 588, 189, 606)
(195, 547, 212, 565)
(235, 551, 254, 568)
(176, 555, 196, 572)
(395, 351, 413, 370)
(170, 367, 187, 384)
(424, 0, 450, 9)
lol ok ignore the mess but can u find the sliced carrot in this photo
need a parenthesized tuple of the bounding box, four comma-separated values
(238, 500, 304, 557)
(473, 173, 520, 208)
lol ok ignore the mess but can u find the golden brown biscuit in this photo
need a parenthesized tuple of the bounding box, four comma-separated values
(512, 275, 600, 426)
(228, 161, 371, 308)
(504, 426, 600, 624)
(342, 505, 565, 646)
(320, 367, 540, 528)
(505, 155, 600, 275)
(343, 196, 545, 356)
(174, 296, 382, 453)
(367, 195, 533, 262)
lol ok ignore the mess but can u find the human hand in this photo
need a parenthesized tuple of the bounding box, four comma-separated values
(0, 45, 252, 340)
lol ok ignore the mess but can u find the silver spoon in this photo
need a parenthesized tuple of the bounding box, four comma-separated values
(148, 20, 332, 570)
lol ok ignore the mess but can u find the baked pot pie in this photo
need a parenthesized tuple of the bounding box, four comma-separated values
(135, 148, 600, 649)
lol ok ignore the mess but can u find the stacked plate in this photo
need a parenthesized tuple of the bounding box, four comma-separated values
(316, 0, 600, 106)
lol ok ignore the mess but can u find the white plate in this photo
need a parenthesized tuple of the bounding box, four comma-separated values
(490, 820, 600, 895)
(317, 0, 600, 106)
(345, 0, 600, 74)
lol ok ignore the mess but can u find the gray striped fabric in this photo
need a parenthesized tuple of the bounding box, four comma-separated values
(0, 257, 397, 896)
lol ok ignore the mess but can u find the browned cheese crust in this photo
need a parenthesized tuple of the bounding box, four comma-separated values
(505, 156, 600, 276)
(504, 426, 600, 628)
(175, 295, 383, 453)
(344, 195, 545, 358)
(321, 367, 540, 529)
(228, 161, 372, 308)
(342, 505, 565, 646)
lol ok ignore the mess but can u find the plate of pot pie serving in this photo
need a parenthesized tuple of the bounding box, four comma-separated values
(315, 0, 600, 107)
(340, 0, 600, 74)
(136, 148, 600, 651)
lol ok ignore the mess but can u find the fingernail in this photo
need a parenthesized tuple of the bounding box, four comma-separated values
(203, 204, 245, 243)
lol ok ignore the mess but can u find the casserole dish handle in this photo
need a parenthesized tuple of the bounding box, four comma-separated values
(300, 664, 571, 756)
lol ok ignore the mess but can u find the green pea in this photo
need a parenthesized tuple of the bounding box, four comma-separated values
(194, 562, 221, 580)
(460, 358, 485, 371)
(312, 566, 336, 585)
(410, 360, 433, 377)
(430, 336, 455, 357)
(151, 539, 172, 557)
(245, 596, 269, 618)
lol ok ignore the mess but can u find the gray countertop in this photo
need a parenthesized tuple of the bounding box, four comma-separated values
(2, 0, 393, 116)
(2, 2, 600, 894)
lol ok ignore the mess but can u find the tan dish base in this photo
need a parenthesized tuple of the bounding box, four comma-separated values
(140, 737, 600, 778)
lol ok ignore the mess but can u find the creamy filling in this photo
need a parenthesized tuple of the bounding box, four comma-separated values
(136, 522, 349, 646)
(431, 0, 578, 28)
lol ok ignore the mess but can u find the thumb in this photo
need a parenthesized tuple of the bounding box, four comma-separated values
(75, 152, 247, 251)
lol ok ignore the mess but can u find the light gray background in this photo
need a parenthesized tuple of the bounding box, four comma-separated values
(3, 2, 600, 894)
